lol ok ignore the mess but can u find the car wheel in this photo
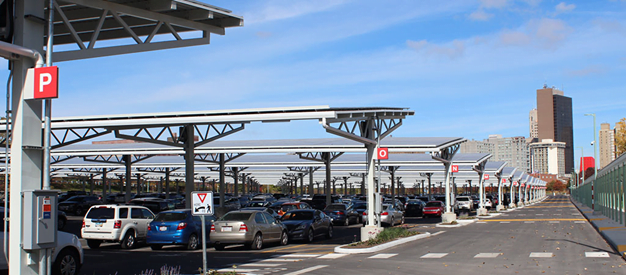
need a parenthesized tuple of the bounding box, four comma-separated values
(344, 218, 349, 226)
(52, 248, 81, 275)
(251, 233, 263, 250)
(120, 231, 136, 249)
(280, 231, 288, 246)
(150, 245, 163, 250)
(214, 244, 225, 251)
(86, 239, 101, 249)
(306, 228, 314, 243)
(58, 218, 66, 231)
(325, 225, 333, 239)
(186, 233, 199, 250)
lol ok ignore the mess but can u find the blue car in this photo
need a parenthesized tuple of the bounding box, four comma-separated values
(147, 209, 216, 250)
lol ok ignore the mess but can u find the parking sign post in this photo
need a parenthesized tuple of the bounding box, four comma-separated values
(192, 191, 214, 275)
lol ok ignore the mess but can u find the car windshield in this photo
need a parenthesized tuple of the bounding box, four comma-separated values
(65, 196, 82, 202)
(248, 201, 265, 207)
(281, 211, 313, 221)
(457, 197, 469, 201)
(325, 205, 346, 211)
(219, 212, 252, 221)
(425, 202, 441, 207)
(86, 208, 115, 219)
(408, 200, 421, 204)
(281, 205, 297, 212)
(153, 212, 187, 222)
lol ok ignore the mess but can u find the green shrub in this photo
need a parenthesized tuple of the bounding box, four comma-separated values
(352, 227, 418, 247)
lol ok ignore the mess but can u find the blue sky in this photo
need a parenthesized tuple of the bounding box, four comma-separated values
(2, 0, 626, 170)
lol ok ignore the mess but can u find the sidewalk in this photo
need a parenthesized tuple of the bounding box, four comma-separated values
(571, 198, 626, 259)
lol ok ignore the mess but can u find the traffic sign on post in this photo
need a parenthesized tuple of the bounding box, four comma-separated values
(502, 178, 507, 183)
(191, 191, 214, 215)
(451, 165, 459, 173)
(24, 66, 59, 100)
(484, 174, 489, 180)
(376, 147, 388, 160)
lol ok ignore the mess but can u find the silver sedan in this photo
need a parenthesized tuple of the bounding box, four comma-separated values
(211, 209, 289, 250)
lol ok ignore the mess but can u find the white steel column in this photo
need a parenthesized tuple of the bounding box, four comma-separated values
(477, 172, 487, 216)
(441, 163, 457, 223)
(509, 181, 516, 208)
(518, 181, 524, 207)
(9, 1, 46, 273)
(496, 177, 504, 211)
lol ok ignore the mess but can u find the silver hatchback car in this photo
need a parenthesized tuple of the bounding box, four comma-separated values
(379, 204, 404, 227)
(211, 209, 288, 250)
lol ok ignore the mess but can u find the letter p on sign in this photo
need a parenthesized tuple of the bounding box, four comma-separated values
(24, 66, 59, 100)
(376, 147, 388, 160)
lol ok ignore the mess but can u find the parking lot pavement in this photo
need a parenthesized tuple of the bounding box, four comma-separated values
(223, 196, 625, 275)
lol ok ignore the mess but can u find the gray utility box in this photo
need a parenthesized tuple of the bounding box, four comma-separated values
(22, 190, 59, 250)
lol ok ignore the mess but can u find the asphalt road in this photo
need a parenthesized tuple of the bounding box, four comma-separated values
(64, 195, 625, 275)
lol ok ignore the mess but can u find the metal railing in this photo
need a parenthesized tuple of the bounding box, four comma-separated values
(571, 152, 626, 226)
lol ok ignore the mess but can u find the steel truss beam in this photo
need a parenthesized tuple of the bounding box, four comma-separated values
(51, 0, 242, 61)
(51, 155, 76, 164)
(136, 167, 180, 173)
(297, 152, 343, 163)
(83, 154, 152, 164)
(321, 117, 402, 145)
(195, 152, 245, 163)
(114, 123, 244, 148)
(431, 144, 460, 164)
(225, 167, 248, 178)
(71, 167, 119, 173)
(51, 128, 112, 149)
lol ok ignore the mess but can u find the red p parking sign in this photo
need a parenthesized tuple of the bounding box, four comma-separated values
(24, 66, 59, 100)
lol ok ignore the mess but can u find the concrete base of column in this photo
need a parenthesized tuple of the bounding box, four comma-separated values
(360, 225, 383, 242)
(442, 212, 457, 223)
(496, 205, 505, 211)
(508, 203, 516, 209)
(517, 202, 525, 207)
(477, 208, 488, 216)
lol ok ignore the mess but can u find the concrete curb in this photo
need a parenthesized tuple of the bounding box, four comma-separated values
(571, 198, 626, 260)
(436, 219, 477, 228)
(477, 212, 503, 219)
(334, 232, 432, 254)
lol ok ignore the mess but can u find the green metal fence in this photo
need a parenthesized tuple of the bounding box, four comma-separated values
(571, 153, 626, 226)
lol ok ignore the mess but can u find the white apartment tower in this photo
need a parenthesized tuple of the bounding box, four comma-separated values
(599, 123, 615, 169)
(529, 108, 538, 139)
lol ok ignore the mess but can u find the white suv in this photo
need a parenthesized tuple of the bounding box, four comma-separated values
(81, 205, 155, 249)
(456, 196, 473, 211)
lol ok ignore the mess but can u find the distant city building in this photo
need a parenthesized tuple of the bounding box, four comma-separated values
(529, 108, 538, 139)
(530, 173, 558, 183)
(599, 123, 616, 169)
(536, 85, 574, 173)
(460, 134, 530, 172)
(529, 139, 566, 177)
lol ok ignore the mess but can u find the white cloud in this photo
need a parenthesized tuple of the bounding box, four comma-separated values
(480, 0, 509, 9)
(406, 39, 465, 59)
(469, 9, 494, 21)
(555, 2, 576, 14)
(532, 18, 572, 48)
(499, 30, 531, 46)
(243, 0, 351, 24)
(566, 65, 607, 77)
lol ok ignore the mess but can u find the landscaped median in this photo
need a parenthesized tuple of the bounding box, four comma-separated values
(335, 226, 431, 254)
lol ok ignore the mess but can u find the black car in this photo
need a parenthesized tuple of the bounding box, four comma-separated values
(58, 210, 68, 230)
(280, 209, 333, 243)
(129, 198, 176, 214)
(58, 191, 87, 202)
(323, 203, 354, 226)
(405, 199, 425, 217)
(57, 195, 101, 216)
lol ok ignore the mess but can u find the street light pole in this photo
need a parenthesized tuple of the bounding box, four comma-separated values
(584, 113, 597, 211)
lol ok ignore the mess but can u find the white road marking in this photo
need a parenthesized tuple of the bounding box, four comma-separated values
(549, 221, 560, 224)
(421, 253, 448, 259)
(500, 221, 510, 224)
(278, 254, 321, 258)
(476, 222, 487, 224)
(216, 268, 259, 273)
(240, 263, 284, 267)
(432, 231, 446, 236)
(525, 221, 535, 223)
(261, 258, 303, 262)
(529, 252, 553, 258)
(283, 265, 328, 275)
(536, 214, 544, 216)
(368, 253, 398, 259)
(317, 253, 347, 259)
(474, 253, 500, 258)
(575, 221, 586, 224)
(585, 252, 610, 258)
(554, 214, 562, 216)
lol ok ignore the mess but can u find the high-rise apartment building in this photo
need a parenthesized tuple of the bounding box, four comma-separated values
(529, 108, 538, 139)
(460, 135, 530, 172)
(536, 85, 574, 173)
(599, 123, 615, 169)
(529, 139, 566, 177)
